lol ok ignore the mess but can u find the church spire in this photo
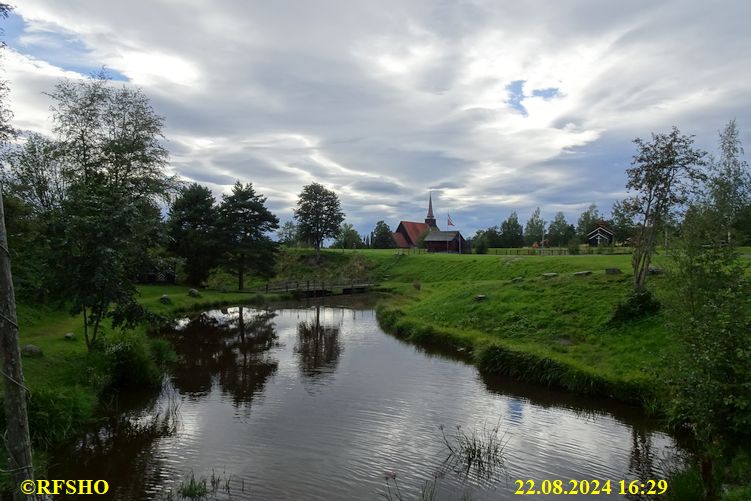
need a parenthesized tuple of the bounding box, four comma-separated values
(425, 191, 437, 229)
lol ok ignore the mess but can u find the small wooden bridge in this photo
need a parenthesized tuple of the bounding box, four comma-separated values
(255, 279, 374, 298)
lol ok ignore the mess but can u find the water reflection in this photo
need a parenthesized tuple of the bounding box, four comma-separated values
(48, 384, 180, 500)
(295, 305, 343, 382)
(168, 306, 279, 407)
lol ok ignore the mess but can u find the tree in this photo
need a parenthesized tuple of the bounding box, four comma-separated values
(3, 133, 67, 214)
(371, 220, 395, 249)
(499, 212, 524, 248)
(294, 182, 344, 261)
(547, 212, 574, 247)
(334, 222, 362, 249)
(665, 203, 751, 501)
(625, 127, 707, 292)
(576, 203, 600, 242)
(216, 181, 279, 290)
(168, 183, 218, 285)
(276, 220, 298, 246)
(523, 207, 545, 246)
(707, 119, 750, 243)
(45, 75, 176, 350)
(608, 200, 635, 245)
(0, 6, 38, 496)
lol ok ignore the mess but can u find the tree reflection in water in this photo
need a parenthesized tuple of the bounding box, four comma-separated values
(168, 306, 279, 408)
(294, 305, 342, 383)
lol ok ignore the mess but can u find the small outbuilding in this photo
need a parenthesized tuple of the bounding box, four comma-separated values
(424, 231, 468, 253)
(587, 224, 615, 246)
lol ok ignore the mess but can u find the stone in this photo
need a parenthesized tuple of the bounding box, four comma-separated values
(159, 294, 172, 305)
(648, 265, 664, 275)
(474, 294, 487, 301)
(511, 277, 524, 283)
(605, 268, 622, 275)
(21, 344, 42, 357)
(187, 288, 201, 298)
(64, 332, 75, 341)
(574, 270, 592, 276)
(542, 272, 558, 278)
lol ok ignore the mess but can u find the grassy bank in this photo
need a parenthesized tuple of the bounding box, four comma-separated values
(334, 250, 676, 407)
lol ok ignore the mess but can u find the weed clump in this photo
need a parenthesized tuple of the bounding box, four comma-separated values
(610, 290, 661, 324)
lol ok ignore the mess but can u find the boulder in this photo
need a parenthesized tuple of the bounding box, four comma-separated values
(648, 265, 664, 275)
(542, 272, 558, 278)
(21, 344, 42, 357)
(159, 294, 172, 305)
(187, 288, 201, 298)
(605, 268, 622, 275)
(474, 294, 487, 301)
(64, 332, 76, 341)
(574, 270, 592, 276)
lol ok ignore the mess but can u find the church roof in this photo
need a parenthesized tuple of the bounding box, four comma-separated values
(396, 221, 431, 245)
(423, 230, 462, 242)
(392, 232, 409, 248)
(426, 192, 435, 219)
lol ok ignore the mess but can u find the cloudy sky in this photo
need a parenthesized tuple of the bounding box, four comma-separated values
(3, 1, 750, 235)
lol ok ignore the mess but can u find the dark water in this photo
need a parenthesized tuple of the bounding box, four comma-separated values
(49, 299, 685, 500)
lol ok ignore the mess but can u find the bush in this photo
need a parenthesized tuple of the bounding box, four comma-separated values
(566, 238, 580, 255)
(206, 267, 236, 291)
(610, 289, 661, 324)
(474, 239, 488, 254)
(102, 331, 163, 389)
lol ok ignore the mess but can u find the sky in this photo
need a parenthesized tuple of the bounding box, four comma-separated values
(3, 0, 751, 236)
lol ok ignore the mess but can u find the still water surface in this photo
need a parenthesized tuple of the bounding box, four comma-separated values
(50, 298, 683, 500)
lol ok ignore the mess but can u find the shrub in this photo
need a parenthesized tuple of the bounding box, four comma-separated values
(609, 290, 661, 324)
(102, 331, 162, 389)
(474, 239, 488, 254)
(566, 237, 580, 255)
(206, 267, 236, 291)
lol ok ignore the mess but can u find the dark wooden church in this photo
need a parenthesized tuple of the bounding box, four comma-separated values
(392, 194, 467, 253)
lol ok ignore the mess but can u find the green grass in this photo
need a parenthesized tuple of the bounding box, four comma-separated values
(348, 250, 679, 405)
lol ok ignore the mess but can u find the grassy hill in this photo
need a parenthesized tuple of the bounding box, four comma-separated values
(324, 249, 677, 407)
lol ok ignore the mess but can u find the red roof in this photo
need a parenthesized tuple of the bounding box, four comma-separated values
(392, 232, 409, 248)
(396, 221, 431, 246)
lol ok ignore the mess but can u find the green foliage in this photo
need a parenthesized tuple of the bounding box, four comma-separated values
(625, 126, 707, 292)
(168, 183, 218, 285)
(276, 220, 299, 246)
(548, 212, 575, 247)
(473, 238, 488, 254)
(294, 182, 345, 257)
(609, 200, 635, 245)
(523, 207, 545, 246)
(609, 290, 661, 324)
(334, 222, 363, 249)
(566, 237, 580, 255)
(100, 330, 163, 389)
(664, 199, 751, 499)
(372, 220, 396, 249)
(216, 181, 279, 289)
(499, 212, 524, 248)
(664, 466, 704, 501)
(206, 267, 237, 291)
(576, 203, 600, 241)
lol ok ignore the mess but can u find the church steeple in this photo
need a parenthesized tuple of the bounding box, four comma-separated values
(425, 191, 437, 229)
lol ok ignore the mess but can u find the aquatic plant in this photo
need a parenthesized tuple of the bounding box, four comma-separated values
(439, 420, 508, 482)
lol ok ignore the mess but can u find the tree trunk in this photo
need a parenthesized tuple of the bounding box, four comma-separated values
(700, 454, 716, 501)
(238, 254, 245, 291)
(0, 188, 38, 501)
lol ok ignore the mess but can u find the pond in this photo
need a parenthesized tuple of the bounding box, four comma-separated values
(49, 298, 684, 500)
